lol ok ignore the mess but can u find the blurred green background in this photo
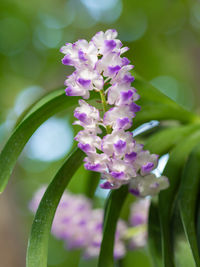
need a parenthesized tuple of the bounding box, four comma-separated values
(0, 0, 200, 266)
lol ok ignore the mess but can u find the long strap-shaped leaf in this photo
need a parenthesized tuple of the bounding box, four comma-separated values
(179, 143, 200, 266)
(159, 130, 200, 267)
(133, 76, 198, 128)
(144, 125, 197, 266)
(0, 89, 78, 193)
(26, 148, 84, 267)
(98, 185, 129, 267)
(148, 201, 162, 267)
(145, 123, 200, 156)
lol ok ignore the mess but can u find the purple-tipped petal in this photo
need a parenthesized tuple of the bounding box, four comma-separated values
(121, 57, 130, 66)
(121, 90, 133, 102)
(78, 78, 91, 88)
(125, 152, 137, 162)
(117, 117, 132, 129)
(110, 171, 125, 179)
(104, 40, 117, 51)
(108, 65, 121, 75)
(129, 188, 140, 196)
(78, 143, 92, 153)
(100, 181, 113, 189)
(114, 140, 126, 153)
(129, 102, 141, 112)
(123, 74, 135, 83)
(141, 162, 154, 174)
(78, 50, 87, 61)
(84, 163, 101, 172)
(74, 111, 87, 122)
(62, 55, 73, 65)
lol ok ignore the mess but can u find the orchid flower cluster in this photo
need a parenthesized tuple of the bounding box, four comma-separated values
(61, 29, 169, 197)
(128, 199, 150, 249)
(30, 187, 149, 259)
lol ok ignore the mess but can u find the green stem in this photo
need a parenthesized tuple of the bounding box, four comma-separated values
(99, 89, 107, 113)
(99, 90, 112, 134)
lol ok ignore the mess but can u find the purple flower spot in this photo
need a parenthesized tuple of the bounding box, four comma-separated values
(65, 86, 75, 96)
(114, 139, 126, 153)
(129, 102, 141, 112)
(95, 222, 102, 231)
(131, 215, 145, 226)
(121, 57, 130, 66)
(84, 163, 101, 172)
(117, 117, 131, 129)
(62, 55, 72, 65)
(74, 111, 87, 122)
(129, 188, 140, 196)
(108, 65, 121, 75)
(123, 74, 135, 83)
(62, 217, 71, 223)
(110, 171, 124, 179)
(78, 50, 87, 61)
(100, 181, 113, 189)
(125, 152, 137, 162)
(104, 40, 117, 51)
(78, 143, 91, 153)
(121, 90, 133, 102)
(142, 162, 154, 173)
(78, 219, 87, 226)
(78, 78, 91, 88)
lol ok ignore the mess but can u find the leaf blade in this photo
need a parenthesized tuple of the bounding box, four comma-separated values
(26, 148, 84, 267)
(98, 185, 129, 267)
(179, 143, 200, 266)
(159, 130, 200, 267)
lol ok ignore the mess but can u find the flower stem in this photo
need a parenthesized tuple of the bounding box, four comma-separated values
(99, 90, 107, 113)
(99, 90, 112, 134)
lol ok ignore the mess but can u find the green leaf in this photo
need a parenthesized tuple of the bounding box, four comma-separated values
(179, 143, 200, 266)
(159, 129, 200, 267)
(144, 123, 200, 155)
(197, 201, 200, 256)
(0, 88, 81, 193)
(133, 75, 199, 128)
(98, 185, 129, 267)
(84, 171, 100, 199)
(148, 200, 162, 267)
(26, 148, 84, 267)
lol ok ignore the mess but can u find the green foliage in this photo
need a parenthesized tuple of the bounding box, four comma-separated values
(98, 185, 129, 267)
(26, 148, 84, 267)
(179, 143, 200, 266)
(159, 130, 200, 266)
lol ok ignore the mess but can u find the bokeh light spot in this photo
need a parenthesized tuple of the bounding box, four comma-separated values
(118, 9, 148, 41)
(24, 117, 73, 162)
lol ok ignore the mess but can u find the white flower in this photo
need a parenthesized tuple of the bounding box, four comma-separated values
(129, 174, 169, 197)
(101, 129, 135, 157)
(92, 29, 122, 54)
(107, 83, 140, 106)
(103, 106, 135, 130)
(61, 40, 98, 69)
(75, 130, 101, 153)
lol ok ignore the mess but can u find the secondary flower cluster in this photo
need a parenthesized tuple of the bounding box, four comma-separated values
(128, 199, 150, 249)
(30, 187, 149, 259)
(61, 29, 169, 197)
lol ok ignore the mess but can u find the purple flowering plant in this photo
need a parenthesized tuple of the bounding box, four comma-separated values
(0, 29, 200, 267)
